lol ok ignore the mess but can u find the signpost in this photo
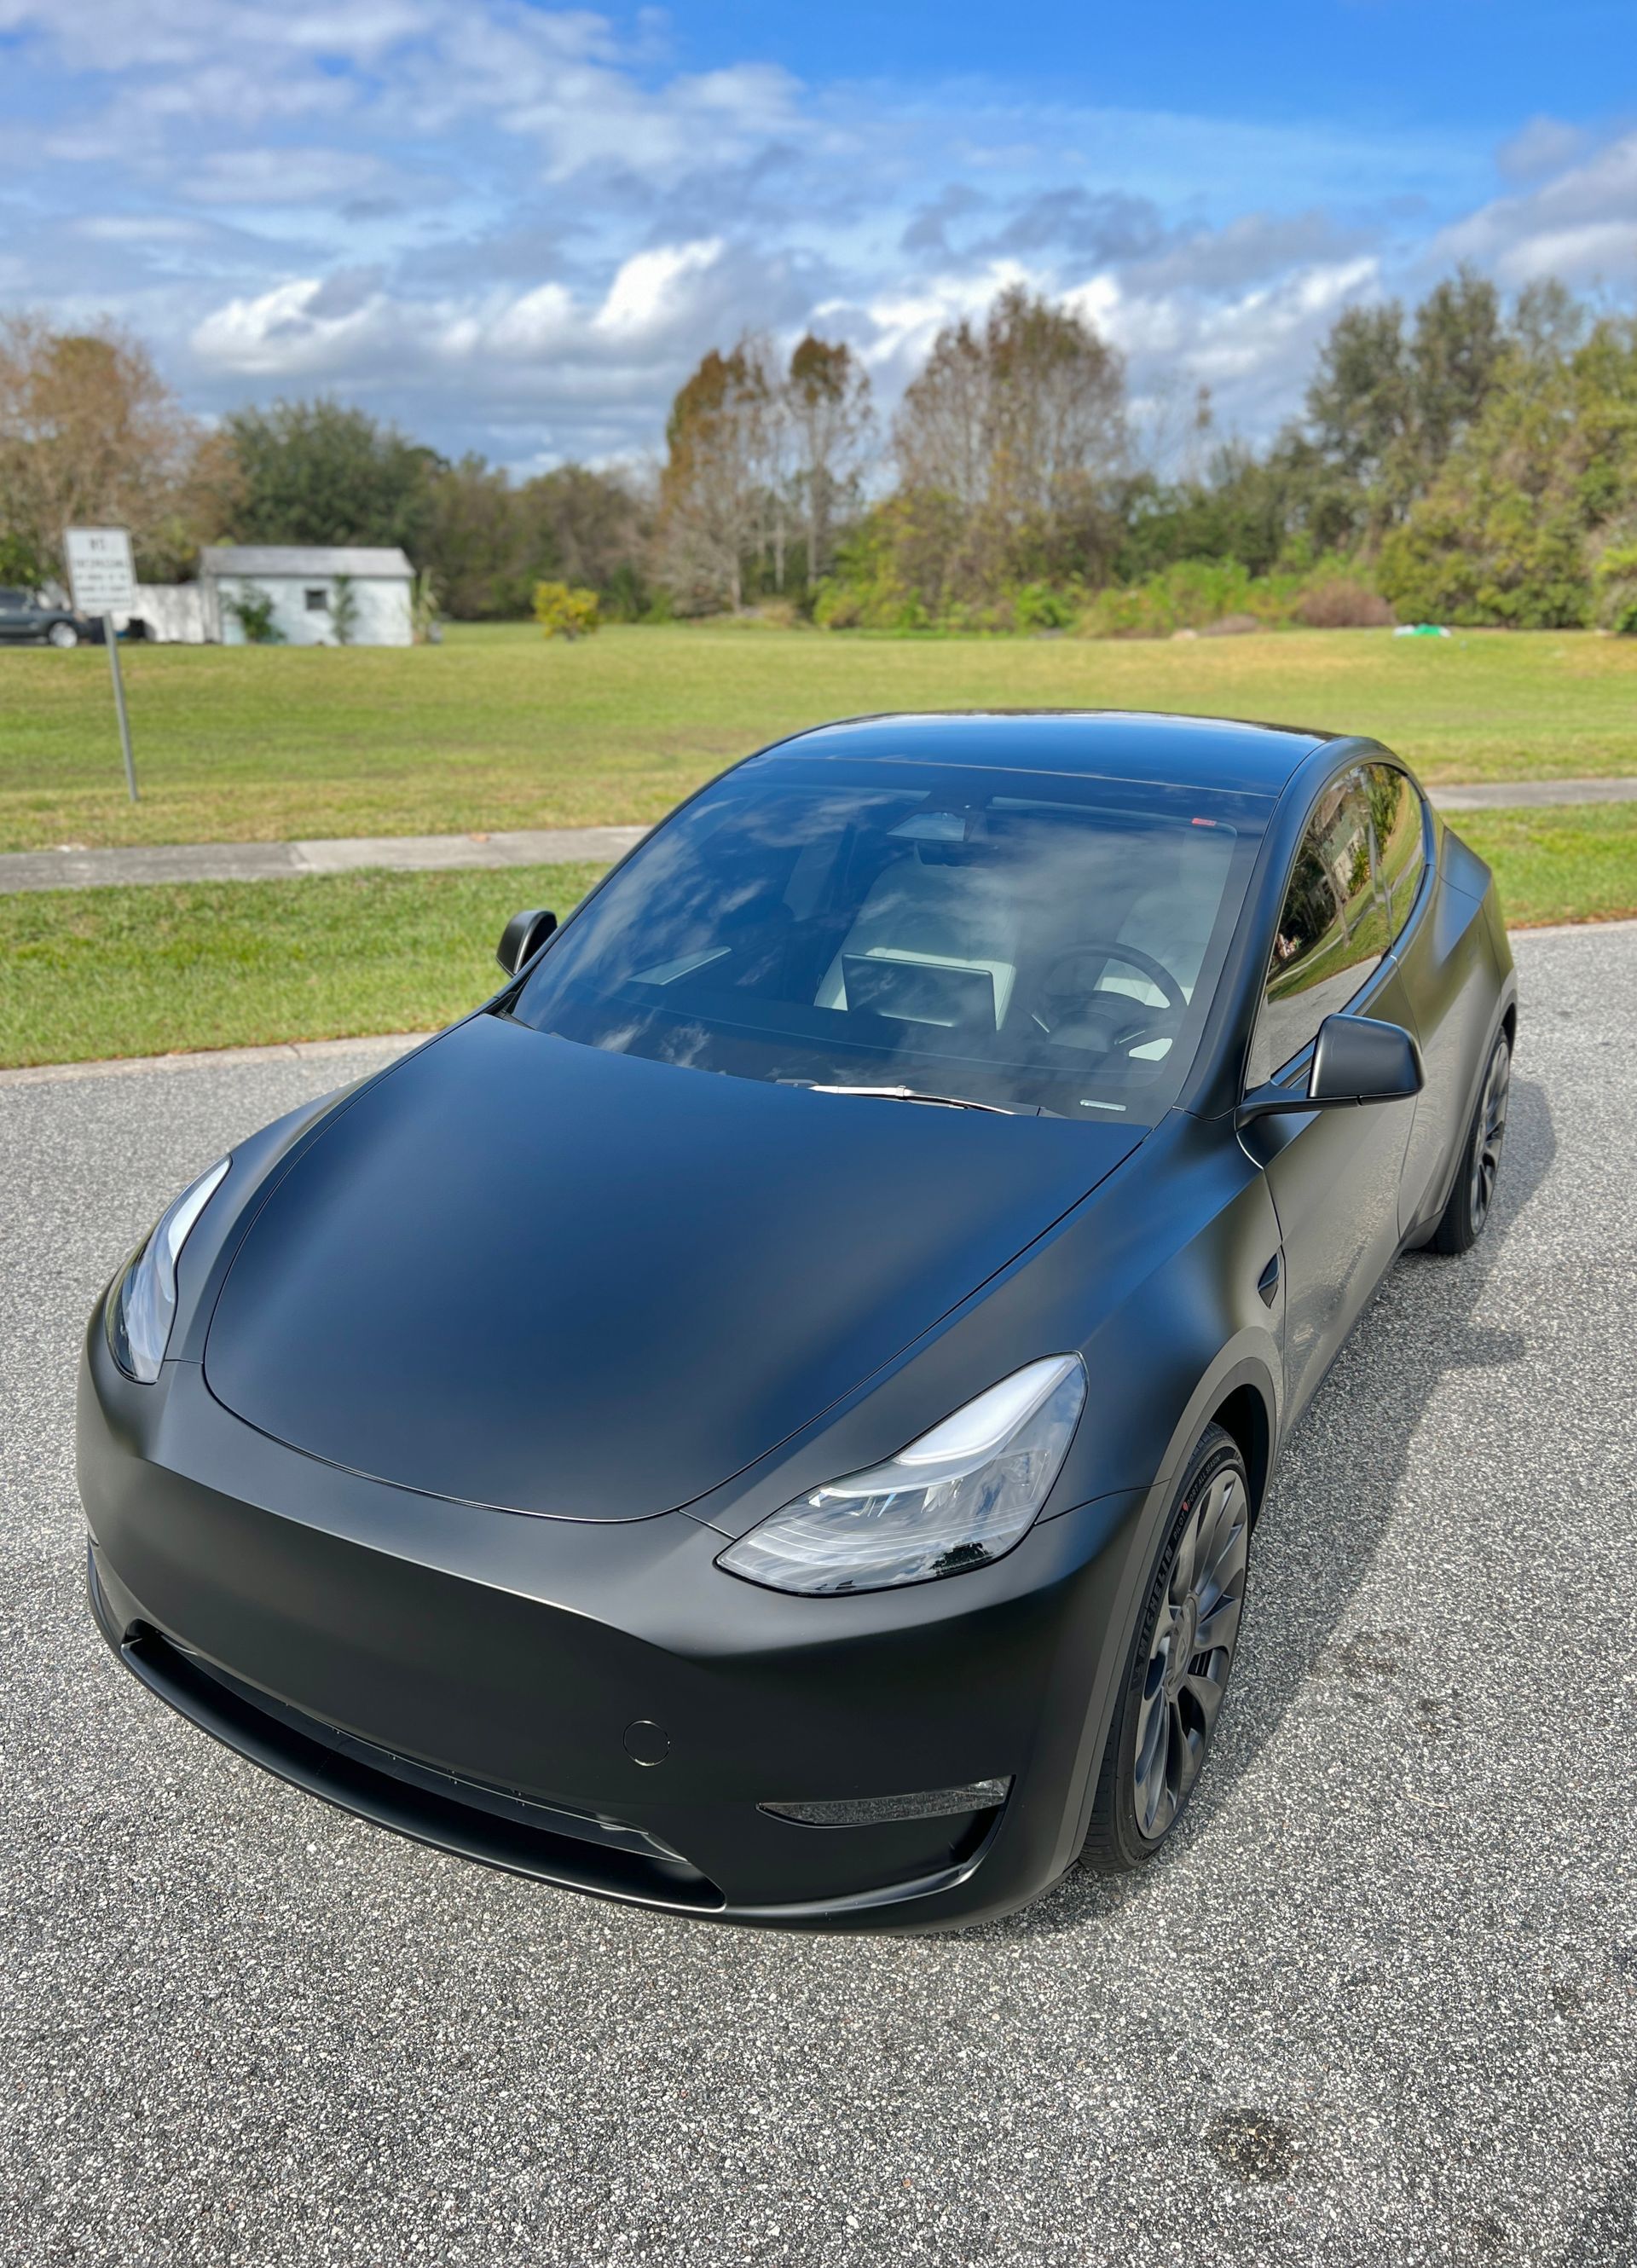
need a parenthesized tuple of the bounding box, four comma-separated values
(64, 527, 140, 802)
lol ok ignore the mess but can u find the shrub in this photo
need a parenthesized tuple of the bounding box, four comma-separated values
(1198, 612, 1261, 637)
(329, 572, 359, 646)
(409, 569, 440, 645)
(1012, 581, 1080, 631)
(532, 581, 599, 639)
(222, 583, 282, 644)
(1592, 534, 1637, 634)
(1079, 554, 1390, 638)
(0, 529, 49, 589)
(713, 599, 803, 630)
(1292, 577, 1395, 628)
(1080, 559, 1264, 637)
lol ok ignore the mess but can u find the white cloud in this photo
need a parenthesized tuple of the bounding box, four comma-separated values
(6, 0, 801, 188)
(186, 148, 406, 206)
(3, 0, 1634, 466)
(845, 261, 1037, 385)
(191, 277, 398, 376)
(1496, 115, 1589, 184)
(191, 237, 735, 385)
(1433, 130, 1637, 284)
(73, 214, 216, 244)
(593, 241, 726, 340)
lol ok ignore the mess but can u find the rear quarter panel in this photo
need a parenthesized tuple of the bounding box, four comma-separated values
(1394, 817, 1511, 1235)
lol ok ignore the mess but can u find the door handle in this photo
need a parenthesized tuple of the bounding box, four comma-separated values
(1256, 1253, 1281, 1308)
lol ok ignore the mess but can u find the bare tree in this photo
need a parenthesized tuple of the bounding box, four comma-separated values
(785, 337, 874, 583)
(894, 317, 992, 512)
(656, 338, 776, 613)
(0, 313, 237, 586)
(891, 286, 1127, 589)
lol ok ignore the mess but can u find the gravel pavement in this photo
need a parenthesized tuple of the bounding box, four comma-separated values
(3, 924, 1634, 2268)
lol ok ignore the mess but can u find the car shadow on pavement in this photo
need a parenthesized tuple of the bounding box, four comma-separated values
(978, 1072, 1557, 1942)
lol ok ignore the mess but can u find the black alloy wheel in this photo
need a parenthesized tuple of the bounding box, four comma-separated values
(1080, 1423, 1250, 1872)
(1430, 1030, 1511, 1254)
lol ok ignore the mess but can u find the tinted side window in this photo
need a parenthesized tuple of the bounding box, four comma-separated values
(1367, 762, 1426, 943)
(1249, 768, 1391, 1084)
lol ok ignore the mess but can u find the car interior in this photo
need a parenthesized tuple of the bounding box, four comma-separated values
(518, 778, 1247, 1118)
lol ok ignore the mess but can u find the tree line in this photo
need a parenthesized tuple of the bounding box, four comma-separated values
(3, 269, 1634, 634)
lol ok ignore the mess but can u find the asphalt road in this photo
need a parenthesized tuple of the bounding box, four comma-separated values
(3, 923, 1634, 2268)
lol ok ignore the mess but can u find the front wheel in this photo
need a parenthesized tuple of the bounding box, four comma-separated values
(1079, 1423, 1250, 1873)
(47, 621, 78, 649)
(1427, 1030, 1511, 1254)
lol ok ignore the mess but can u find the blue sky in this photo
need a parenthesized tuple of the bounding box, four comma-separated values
(2, 0, 1633, 471)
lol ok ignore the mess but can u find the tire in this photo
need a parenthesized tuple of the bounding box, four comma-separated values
(47, 621, 78, 649)
(1079, 1423, 1250, 1873)
(1426, 1030, 1511, 1256)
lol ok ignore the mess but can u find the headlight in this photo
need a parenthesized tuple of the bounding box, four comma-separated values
(715, 1354, 1085, 1596)
(109, 1157, 230, 1381)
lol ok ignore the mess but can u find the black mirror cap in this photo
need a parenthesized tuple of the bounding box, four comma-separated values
(1309, 1013, 1424, 1106)
(1238, 1014, 1425, 1123)
(496, 907, 558, 976)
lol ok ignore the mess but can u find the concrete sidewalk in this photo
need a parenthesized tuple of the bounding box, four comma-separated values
(0, 822, 648, 895)
(2, 778, 1633, 895)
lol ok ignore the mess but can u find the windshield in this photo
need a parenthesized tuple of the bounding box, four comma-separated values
(510, 753, 1263, 1124)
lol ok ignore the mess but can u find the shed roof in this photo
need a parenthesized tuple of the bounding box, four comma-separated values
(200, 546, 414, 579)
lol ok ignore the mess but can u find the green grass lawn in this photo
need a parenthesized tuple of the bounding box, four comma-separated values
(3, 806, 1630, 1070)
(1454, 803, 1637, 929)
(0, 862, 605, 1067)
(4, 622, 1637, 854)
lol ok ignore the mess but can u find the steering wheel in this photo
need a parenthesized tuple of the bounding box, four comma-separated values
(1031, 940, 1188, 1056)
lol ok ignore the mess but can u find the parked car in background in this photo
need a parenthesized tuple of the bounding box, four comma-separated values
(0, 587, 100, 647)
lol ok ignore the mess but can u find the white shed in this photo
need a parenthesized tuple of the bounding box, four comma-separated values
(200, 546, 415, 646)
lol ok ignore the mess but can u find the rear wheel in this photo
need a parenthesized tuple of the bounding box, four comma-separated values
(1427, 1030, 1511, 1254)
(1079, 1424, 1249, 1873)
(47, 621, 78, 649)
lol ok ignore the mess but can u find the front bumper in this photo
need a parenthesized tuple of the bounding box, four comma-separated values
(78, 1314, 1152, 1930)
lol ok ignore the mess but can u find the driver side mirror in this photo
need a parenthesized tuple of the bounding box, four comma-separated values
(496, 906, 557, 976)
(1237, 1013, 1424, 1124)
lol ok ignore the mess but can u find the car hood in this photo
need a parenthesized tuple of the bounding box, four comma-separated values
(203, 1014, 1142, 1519)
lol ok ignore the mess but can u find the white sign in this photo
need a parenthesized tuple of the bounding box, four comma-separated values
(65, 526, 136, 616)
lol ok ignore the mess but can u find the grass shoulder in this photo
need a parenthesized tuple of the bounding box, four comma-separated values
(0, 860, 606, 1068)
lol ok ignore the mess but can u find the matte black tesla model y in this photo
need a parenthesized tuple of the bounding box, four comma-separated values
(80, 713, 1515, 1928)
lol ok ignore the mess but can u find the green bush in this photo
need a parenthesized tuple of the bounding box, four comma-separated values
(532, 581, 600, 639)
(1079, 559, 1268, 637)
(1013, 582, 1081, 631)
(329, 572, 359, 646)
(813, 509, 1084, 634)
(1594, 538, 1637, 635)
(1078, 555, 1388, 638)
(222, 583, 283, 644)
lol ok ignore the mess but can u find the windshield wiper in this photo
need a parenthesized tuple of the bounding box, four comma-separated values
(797, 1082, 1021, 1116)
